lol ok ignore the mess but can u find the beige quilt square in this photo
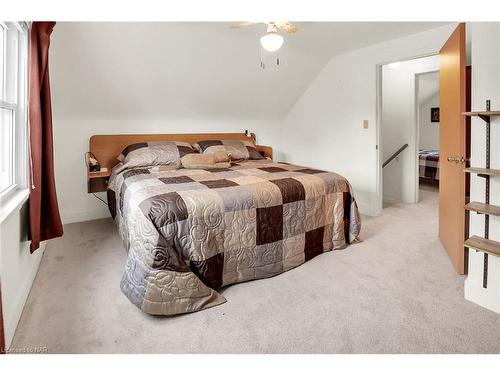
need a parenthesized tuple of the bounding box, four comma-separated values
(227, 175, 265, 186)
(323, 223, 333, 252)
(283, 234, 305, 271)
(246, 181, 283, 208)
(224, 209, 257, 251)
(222, 246, 256, 286)
(283, 201, 306, 239)
(305, 196, 326, 232)
(178, 189, 225, 260)
(323, 192, 340, 226)
(292, 174, 326, 199)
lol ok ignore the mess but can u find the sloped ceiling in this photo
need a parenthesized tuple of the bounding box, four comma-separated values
(51, 22, 449, 120)
(418, 71, 440, 104)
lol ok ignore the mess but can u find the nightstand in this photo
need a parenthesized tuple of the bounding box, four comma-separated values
(87, 168, 111, 193)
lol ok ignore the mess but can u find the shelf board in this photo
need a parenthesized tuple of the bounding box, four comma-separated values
(88, 168, 111, 179)
(462, 111, 500, 117)
(462, 111, 500, 123)
(463, 167, 500, 177)
(464, 236, 500, 257)
(465, 202, 500, 217)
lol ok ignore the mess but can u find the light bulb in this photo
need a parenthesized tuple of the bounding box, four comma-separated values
(260, 32, 284, 52)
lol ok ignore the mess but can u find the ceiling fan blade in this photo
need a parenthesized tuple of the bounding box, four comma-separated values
(229, 21, 256, 29)
(275, 21, 299, 33)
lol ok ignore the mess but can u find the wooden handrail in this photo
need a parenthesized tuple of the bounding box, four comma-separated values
(383, 144, 408, 168)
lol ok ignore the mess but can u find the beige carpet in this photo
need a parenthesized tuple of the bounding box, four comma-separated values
(11, 189, 500, 353)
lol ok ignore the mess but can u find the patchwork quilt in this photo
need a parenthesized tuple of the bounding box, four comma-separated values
(107, 159, 361, 315)
(419, 150, 440, 181)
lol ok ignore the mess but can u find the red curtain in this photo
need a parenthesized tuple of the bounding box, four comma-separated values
(28, 22, 63, 252)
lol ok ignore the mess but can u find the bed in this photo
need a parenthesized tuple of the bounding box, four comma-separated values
(97, 134, 361, 315)
(419, 150, 440, 181)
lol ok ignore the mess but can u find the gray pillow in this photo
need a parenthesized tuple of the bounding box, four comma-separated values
(193, 140, 264, 160)
(117, 141, 196, 170)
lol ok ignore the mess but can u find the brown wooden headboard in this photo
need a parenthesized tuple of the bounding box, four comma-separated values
(89, 132, 257, 169)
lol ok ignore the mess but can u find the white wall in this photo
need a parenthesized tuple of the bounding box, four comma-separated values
(465, 23, 500, 313)
(381, 56, 439, 205)
(280, 24, 456, 216)
(0, 197, 46, 348)
(418, 73, 440, 151)
(418, 92, 440, 150)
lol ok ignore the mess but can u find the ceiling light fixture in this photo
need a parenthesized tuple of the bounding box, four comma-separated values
(260, 31, 284, 52)
(229, 22, 298, 69)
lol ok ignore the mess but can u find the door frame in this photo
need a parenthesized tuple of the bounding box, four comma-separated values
(375, 52, 441, 215)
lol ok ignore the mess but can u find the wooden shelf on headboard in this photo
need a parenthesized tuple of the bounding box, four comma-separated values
(87, 169, 111, 193)
(256, 145, 273, 159)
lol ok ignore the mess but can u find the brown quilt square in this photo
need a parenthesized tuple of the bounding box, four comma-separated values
(197, 140, 223, 152)
(177, 145, 196, 157)
(121, 142, 148, 157)
(296, 168, 326, 174)
(160, 176, 195, 184)
(190, 252, 224, 291)
(304, 226, 325, 261)
(204, 168, 232, 173)
(123, 169, 151, 179)
(200, 179, 239, 189)
(259, 166, 288, 173)
(246, 146, 264, 160)
(256, 205, 283, 245)
(271, 178, 306, 204)
(139, 191, 188, 227)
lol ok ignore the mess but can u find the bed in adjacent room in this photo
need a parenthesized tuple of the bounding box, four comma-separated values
(94, 134, 361, 315)
(419, 149, 440, 181)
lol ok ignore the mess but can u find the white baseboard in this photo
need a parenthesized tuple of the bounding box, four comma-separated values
(383, 196, 402, 205)
(355, 198, 378, 217)
(61, 207, 111, 225)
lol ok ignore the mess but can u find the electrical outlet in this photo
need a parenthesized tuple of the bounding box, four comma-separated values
(363, 120, 369, 129)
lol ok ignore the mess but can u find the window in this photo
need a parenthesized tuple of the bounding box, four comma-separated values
(0, 22, 28, 199)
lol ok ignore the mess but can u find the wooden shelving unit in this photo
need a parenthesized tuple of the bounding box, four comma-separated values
(465, 202, 500, 217)
(464, 236, 500, 257)
(462, 100, 500, 288)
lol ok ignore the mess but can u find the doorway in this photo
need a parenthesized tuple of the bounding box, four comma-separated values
(416, 71, 440, 199)
(380, 55, 440, 209)
(375, 24, 471, 275)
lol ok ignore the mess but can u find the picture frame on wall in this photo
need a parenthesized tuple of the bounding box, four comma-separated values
(431, 107, 440, 123)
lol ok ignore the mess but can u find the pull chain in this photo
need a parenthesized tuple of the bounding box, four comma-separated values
(259, 48, 281, 70)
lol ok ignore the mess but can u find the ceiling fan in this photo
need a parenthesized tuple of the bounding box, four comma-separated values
(229, 21, 299, 52)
